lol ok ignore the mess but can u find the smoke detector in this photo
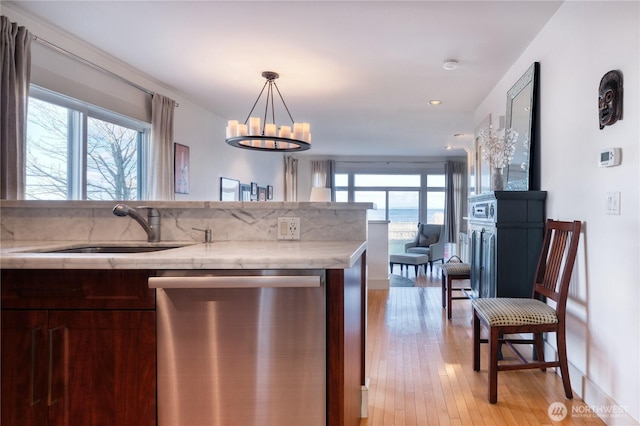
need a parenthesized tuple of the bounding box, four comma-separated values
(443, 60, 459, 70)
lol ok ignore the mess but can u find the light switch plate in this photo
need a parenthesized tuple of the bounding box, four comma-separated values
(606, 192, 620, 215)
(277, 217, 300, 240)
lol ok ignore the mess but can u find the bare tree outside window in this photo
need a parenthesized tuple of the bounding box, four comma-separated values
(87, 117, 138, 200)
(26, 97, 141, 200)
(25, 98, 68, 200)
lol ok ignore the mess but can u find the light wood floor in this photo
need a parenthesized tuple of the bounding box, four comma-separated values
(360, 272, 604, 426)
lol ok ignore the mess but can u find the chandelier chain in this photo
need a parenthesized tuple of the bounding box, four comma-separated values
(243, 80, 270, 125)
(272, 81, 295, 124)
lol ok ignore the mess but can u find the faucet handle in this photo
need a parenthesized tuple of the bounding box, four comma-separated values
(193, 227, 212, 243)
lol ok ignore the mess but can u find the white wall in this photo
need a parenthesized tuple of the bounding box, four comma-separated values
(4, 4, 285, 202)
(475, 2, 639, 423)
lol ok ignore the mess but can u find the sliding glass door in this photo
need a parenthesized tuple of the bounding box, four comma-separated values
(387, 191, 419, 254)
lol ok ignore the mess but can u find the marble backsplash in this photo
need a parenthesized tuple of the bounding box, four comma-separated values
(0, 201, 372, 243)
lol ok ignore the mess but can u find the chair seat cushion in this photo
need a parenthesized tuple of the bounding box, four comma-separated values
(389, 253, 429, 265)
(406, 247, 430, 255)
(441, 263, 470, 276)
(472, 298, 558, 326)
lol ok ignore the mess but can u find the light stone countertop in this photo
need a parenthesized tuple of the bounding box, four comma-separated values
(0, 240, 367, 270)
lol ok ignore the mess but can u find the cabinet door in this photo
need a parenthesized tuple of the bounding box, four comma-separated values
(1, 311, 48, 426)
(470, 230, 481, 298)
(47, 310, 156, 426)
(1, 269, 155, 310)
(470, 228, 497, 298)
(480, 230, 496, 298)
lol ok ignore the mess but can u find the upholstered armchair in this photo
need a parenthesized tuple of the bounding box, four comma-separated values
(404, 223, 445, 273)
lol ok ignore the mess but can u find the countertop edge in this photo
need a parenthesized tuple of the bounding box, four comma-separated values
(1, 240, 368, 270)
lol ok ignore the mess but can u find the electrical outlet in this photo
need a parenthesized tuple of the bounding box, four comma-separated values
(277, 217, 300, 240)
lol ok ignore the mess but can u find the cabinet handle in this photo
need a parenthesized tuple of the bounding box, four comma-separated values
(30, 327, 42, 406)
(479, 228, 485, 273)
(47, 327, 60, 406)
(149, 275, 321, 289)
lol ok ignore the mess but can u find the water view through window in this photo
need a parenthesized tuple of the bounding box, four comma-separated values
(336, 172, 445, 255)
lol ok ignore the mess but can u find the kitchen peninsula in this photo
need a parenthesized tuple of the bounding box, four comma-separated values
(1, 201, 371, 426)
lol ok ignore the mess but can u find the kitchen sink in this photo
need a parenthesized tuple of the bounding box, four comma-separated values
(28, 244, 189, 254)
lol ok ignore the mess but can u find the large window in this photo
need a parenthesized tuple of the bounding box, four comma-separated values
(26, 87, 150, 200)
(425, 174, 446, 224)
(334, 170, 445, 254)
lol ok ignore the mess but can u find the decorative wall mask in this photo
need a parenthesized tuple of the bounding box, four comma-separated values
(598, 70, 623, 130)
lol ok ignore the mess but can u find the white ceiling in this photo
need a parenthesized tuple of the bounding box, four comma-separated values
(9, 1, 562, 157)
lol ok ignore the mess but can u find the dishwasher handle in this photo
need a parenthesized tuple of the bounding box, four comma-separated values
(148, 275, 321, 289)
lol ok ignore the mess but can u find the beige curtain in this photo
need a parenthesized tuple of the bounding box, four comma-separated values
(148, 94, 176, 200)
(310, 159, 334, 201)
(1, 16, 32, 199)
(284, 155, 298, 201)
(310, 160, 334, 187)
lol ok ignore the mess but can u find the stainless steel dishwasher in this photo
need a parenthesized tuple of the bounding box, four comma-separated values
(149, 270, 326, 426)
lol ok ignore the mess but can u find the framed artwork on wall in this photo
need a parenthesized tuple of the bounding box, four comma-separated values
(267, 185, 273, 200)
(174, 143, 190, 194)
(251, 182, 258, 200)
(240, 183, 252, 201)
(220, 177, 240, 201)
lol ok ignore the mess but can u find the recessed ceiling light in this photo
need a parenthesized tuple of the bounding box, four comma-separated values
(428, 100, 442, 106)
(443, 59, 459, 71)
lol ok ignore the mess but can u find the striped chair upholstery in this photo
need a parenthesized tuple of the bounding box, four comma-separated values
(472, 298, 558, 327)
(440, 261, 471, 319)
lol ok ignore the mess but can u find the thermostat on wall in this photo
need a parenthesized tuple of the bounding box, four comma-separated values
(599, 147, 621, 167)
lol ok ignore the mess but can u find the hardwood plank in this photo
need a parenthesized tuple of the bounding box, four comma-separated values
(361, 274, 605, 426)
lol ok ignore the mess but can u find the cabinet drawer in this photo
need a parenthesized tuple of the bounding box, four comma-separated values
(1, 269, 155, 310)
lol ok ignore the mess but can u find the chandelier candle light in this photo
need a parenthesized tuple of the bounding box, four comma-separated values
(479, 126, 518, 191)
(226, 71, 311, 152)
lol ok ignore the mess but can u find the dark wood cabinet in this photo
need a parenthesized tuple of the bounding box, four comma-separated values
(1, 269, 156, 426)
(468, 191, 547, 299)
(1, 311, 48, 425)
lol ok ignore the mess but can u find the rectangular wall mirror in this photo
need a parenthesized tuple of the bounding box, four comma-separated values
(505, 62, 539, 191)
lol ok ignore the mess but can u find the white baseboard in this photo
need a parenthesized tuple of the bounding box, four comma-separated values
(361, 377, 370, 418)
(545, 343, 639, 425)
(581, 376, 639, 425)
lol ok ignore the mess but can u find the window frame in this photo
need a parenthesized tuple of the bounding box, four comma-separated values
(27, 85, 151, 200)
(334, 165, 446, 224)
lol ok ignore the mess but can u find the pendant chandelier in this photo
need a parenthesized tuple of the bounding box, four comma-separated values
(226, 71, 311, 152)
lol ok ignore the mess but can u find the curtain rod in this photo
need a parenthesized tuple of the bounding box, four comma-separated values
(33, 35, 178, 107)
(336, 160, 448, 165)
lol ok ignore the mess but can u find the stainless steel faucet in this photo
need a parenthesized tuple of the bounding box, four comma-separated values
(112, 204, 161, 242)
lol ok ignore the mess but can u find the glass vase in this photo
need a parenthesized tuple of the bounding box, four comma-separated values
(491, 167, 505, 191)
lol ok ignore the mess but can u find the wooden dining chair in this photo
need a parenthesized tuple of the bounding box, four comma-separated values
(472, 219, 582, 403)
(440, 258, 471, 320)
